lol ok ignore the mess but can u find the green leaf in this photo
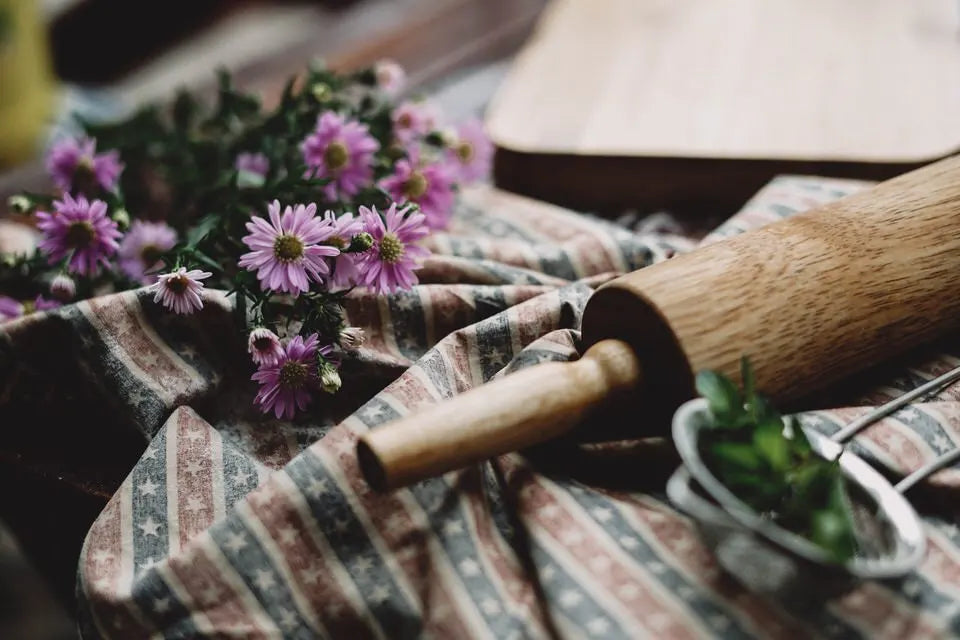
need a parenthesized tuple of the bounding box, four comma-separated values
(695, 370, 742, 425)
(185, 214, 221, 249)
(708, 442, 764, 472)
(753, 417, 789, 471)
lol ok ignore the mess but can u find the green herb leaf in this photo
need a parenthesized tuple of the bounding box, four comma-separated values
(695, 370, 742, 425)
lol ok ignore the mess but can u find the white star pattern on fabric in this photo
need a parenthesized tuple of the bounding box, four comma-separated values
(139, 517, 161, 537)
(184, 496, 205, 513)
(480, 598, 501, 615)
(708, 614, 731, 630)
(139, 478, 159, 496)
(153, 597, 171, 614)
(459, 558, 481, 576)
(443, 520, 464, 536)
(586, 618, 610, 636)
(335, 518, 351, 533)
(369, 585, 392, 604)
(933, 434, 953, 451)
(278, 525, 299, 546)
(898, 407, 921, 421)
(559, 590, 582, 608)
(199, 584, 221, 605)
(232, 469, 252, 485)
(619, 535, 639, 550)
(224, 531, 247, 553)
(486, 347, 507, 367)
(352, 556, 374, 575)
(92, 549, 113, 563)
(277, 607, 299, 631)
(301, 565, 323, 584)
(591, 507, 613, 522)
(305, 477, 330, 497)
(254, 569, 276, 591)
(183, 460, 203, 475)
(142, 447, 158, 461)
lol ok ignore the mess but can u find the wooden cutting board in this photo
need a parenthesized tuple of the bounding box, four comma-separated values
(487, 0, 960, 214)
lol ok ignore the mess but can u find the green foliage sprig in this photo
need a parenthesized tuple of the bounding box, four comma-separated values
(696, 358, 858, 562)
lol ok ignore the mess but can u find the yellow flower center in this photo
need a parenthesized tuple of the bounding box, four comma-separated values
(327, 235, 347, 249)
(140, 243, 163, 265)
(279, 361, 309, 388)
(379, 232, 404, 264)
(397, 113, 413, 128)
(166, 275, 189, 294)
(404, 172, 428, 199)
(273, 234, 304, 262)
(65, 221, 95, 248)
(324, 142, 349, 171)
(456, 141, 474, 163)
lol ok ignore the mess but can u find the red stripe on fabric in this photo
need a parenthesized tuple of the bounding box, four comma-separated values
(88, 295, 193, 395)
(613, 494, 815, 638)
(833, 583, 945, 639)
(246, 477, 372, 638)
(175, 408, 217, 548)
(167, 545, 271, 638)
(317, 426, 477, 639)
(458, 469, 552, 635)
(506, 466, 702, 639)
(82, 494, 153, 637)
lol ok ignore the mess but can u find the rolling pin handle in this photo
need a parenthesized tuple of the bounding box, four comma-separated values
(357, 339, 642, 491)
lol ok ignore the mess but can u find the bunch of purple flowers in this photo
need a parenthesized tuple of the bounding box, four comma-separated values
(0, 61, 492, 418)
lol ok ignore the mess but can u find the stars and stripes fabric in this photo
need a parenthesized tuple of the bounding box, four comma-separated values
(6, 180, 960, 638)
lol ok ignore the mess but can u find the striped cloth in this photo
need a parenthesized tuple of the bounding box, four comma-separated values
(5, 179, 960, 639)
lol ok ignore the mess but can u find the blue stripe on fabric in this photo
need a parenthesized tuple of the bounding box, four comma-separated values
(130, 566, 203, 638)
(131, 428, 170, 577)
(212, 515, 318, 640)
(287, 450, 422, 637)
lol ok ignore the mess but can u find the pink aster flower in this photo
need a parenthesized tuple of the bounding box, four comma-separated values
(391, 101, 440, 144)
(117, 220, 178, 283)
(379, 157, 455, 230)
(238, 200, 340, 295)
(446, 119, 493, 183)
(236, 152, 270, 188)
(252, 334, 334, 419)
(248, 327, 284, 366)
(0, 296, 23, 322)
(148, 267, 211, 315)
(301, 112, 380, 201)
(46, 137, 124, 194)
(36, 194, 122, 277)
(33, 295, 61, 312)
(323, 210, 365, 290)
(50, 274, 76, 301)
(354, 204, 430, 294)
(375, 59, 406, 97)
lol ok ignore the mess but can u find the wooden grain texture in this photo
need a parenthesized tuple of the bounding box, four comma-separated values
(358, 339, 641, 489)
(488, 0, 960, 214)
(362, 155, 960, 490)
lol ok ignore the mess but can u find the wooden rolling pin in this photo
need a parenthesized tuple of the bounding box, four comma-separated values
(358, 156, 960, 490)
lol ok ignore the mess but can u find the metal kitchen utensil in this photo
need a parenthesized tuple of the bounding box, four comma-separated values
(667, 364, 960, 599)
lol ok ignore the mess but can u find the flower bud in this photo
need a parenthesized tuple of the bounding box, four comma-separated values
(348, 232, 374, 253)
(112, 207, 131, 230)
(319, 363, 342, 394)
(311, 83, 333, 103)
(7, 195, 31, 214)
(50, 274, 76, 301)
(339, 326, 365, 349)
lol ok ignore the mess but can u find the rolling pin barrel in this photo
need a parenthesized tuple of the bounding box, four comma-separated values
(360, 155, 960, 491)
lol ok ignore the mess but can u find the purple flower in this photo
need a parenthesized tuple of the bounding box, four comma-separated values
(0, 296, 23, 322)
(354, 204, 430, 294)
(391, 102, 439, 144)
(50, 274, 76, 301)
(238, 201, 340, 295)
(324, 210, 365, 290)
(301, 112, 380, 201)
(148, 267, 212, 315)
(36, 194, 122, 277)
(33, 295, 61, 312)
(375, 59, 406, 97)
(248, 327, 284, 366)
(379, 157, 455, 230)
(235, 152, 270, 188)
(252, 334, 333, 419)
(117, 220, 177, 283)
(46, 137, 123, 194)
(447, 119, 493, 183)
